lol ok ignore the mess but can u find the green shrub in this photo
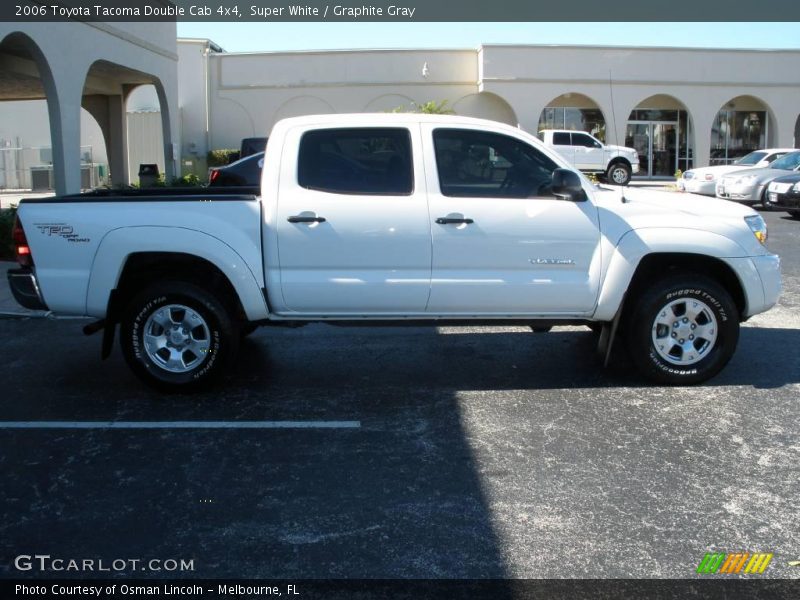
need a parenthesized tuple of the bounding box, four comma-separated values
(173, 173, 202, 187)
(207, 149, 240, 167)
(0, 204, 18, 261)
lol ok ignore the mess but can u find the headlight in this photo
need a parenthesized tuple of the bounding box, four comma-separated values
(745, 215, 768, 245)
(793, 182, 800, 192)
(737, 175, 758, 184)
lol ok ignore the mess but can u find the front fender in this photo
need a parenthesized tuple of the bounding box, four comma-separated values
(86, 226, 269, 321)
(593, 228, 749, 321)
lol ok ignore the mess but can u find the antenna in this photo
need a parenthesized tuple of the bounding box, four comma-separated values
(608, 70, 619, 147)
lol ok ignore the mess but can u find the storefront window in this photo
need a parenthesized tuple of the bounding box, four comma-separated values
(710, 110, 767, 165)
(538, 107, 606, 142)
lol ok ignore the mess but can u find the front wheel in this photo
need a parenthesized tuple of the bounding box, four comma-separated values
(607, 162, 632, 186)
(120, 281, 239, 391)
(626, 275, 739, 385)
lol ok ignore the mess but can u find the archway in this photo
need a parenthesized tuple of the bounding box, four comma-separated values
(710, 95, 774, 166)
(0, 32, 57, 194)
(625, 94, 694, 178)
(452, 92, 517, 126)
(537, 93, 606, 141)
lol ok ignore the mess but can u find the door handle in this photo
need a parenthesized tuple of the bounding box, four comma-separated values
(288, 215, 326, 223)
(436, 217, 474, 225)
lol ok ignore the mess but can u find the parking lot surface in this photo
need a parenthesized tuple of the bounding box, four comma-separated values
(1, 210, 799, 579)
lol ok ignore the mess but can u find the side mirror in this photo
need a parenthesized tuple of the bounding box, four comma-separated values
(551, 168, 587, 202)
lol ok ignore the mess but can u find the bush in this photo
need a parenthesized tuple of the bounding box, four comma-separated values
(207, 149, 240, 167)
(173, 173, 202, 187)
(0, 205, 18, 261)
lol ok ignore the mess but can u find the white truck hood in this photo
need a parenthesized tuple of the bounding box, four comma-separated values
(604, 144, 637, 155)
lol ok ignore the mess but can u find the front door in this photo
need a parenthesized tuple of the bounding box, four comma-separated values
(275, 125, 432, 314)
(626, 121, 678, 178)
(422, 125, 603, 315)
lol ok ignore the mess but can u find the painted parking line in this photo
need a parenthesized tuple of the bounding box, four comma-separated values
(0, 421, 361, 429)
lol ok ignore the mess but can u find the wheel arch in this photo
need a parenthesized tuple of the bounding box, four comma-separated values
(594, 229, 752, 322)
(86, 227, 269, 322)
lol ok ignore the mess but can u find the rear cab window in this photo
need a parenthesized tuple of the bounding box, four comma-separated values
(297, 128, 413, 195)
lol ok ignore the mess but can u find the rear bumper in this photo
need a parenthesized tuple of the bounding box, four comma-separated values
(6, 268, 49, 311)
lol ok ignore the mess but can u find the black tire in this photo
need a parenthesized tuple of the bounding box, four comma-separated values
(789, 210, 800, 220)
(607, 162, 632, 186)
(625, 275, 739, 385)
(120, 281, 239, 392)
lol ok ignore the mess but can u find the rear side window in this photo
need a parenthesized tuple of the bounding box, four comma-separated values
(433, 128, 559, 199)
(552, 132, 571, 145)
(298, 128, 413, 195)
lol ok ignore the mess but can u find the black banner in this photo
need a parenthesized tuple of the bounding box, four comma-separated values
(3, 579, 800, 599)
(4, 0, 800, 22)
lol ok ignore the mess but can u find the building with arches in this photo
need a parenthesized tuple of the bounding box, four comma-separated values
(0, 22, 178, 195)
(178, 41, 800, 180)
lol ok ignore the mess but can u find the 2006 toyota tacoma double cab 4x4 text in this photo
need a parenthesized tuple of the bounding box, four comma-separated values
(8, 114, 781, 390)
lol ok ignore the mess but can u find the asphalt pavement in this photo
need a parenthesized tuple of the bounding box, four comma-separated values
(0, 208, 798, 581)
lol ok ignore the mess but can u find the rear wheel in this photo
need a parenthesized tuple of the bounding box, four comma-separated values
(626, 275, 739, 385)
(120, 281, 239, 391)
(607, 162, 632, 186)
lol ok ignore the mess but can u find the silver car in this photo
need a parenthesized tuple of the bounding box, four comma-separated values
(716, 150, 800, 205)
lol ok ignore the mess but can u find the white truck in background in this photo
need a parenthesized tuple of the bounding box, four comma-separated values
(8, 114, 780, 391)
(538, 129, 640, 185)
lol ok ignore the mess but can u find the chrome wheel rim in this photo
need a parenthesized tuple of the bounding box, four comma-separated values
(611, 167, 627, 184)
(651, 298, 718, 366)
(143, 304, 211, 373)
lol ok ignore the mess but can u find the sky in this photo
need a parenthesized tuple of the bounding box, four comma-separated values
(176, 22, 800, 53)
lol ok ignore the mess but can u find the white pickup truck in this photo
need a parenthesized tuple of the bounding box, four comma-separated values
(8, 114, 780, 390)
(539, 129, 640, 185)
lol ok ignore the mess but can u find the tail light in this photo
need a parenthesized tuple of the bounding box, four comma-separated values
(12, 215, 33, 268)
(209, 169, 220, 184)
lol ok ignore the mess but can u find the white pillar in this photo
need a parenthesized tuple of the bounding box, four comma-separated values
(45, 67, 83, 195)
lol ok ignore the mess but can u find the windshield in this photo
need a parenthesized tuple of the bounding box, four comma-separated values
(770, 151, 800, 171)
(734, 151, 767, 166)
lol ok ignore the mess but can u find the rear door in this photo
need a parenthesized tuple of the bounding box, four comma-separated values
(422, 125, 602, 315)
(549, 131, 575, 165)
(275, 125, 431, 314)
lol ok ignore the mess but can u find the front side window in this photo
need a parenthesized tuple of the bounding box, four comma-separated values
(571, 133, 601, 148)
(734, 151, 767, 166)
(433, 129, 559, 199)
(298, 128, 413, 195)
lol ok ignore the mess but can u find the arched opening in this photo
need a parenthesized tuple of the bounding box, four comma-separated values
(0, 32, 56, 196)
(124, 83, 165, 185)
(537, 93, 606, 141)
(710, 95, 774, 166)
(452, 92, 517, 126)
(82, 60, 168, 187)
(625, 94, 693, 178)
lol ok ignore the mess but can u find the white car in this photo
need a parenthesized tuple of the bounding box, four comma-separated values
(680, 148, 794, 195)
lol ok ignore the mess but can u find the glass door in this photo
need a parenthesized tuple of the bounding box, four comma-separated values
(652, 123, 678, 177)
(626, 121, 679, 178)
(626, 122, 650, 177)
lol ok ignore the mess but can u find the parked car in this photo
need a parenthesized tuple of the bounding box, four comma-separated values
(764, 173, 800, 219)
(240, 137, 268, 158)
(8, 114, 779, 390)
(538, 129, 639, 185)
(716, 150, 800, 205)
(208, 151, 264, 186)
(680, 148, 794, 195)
